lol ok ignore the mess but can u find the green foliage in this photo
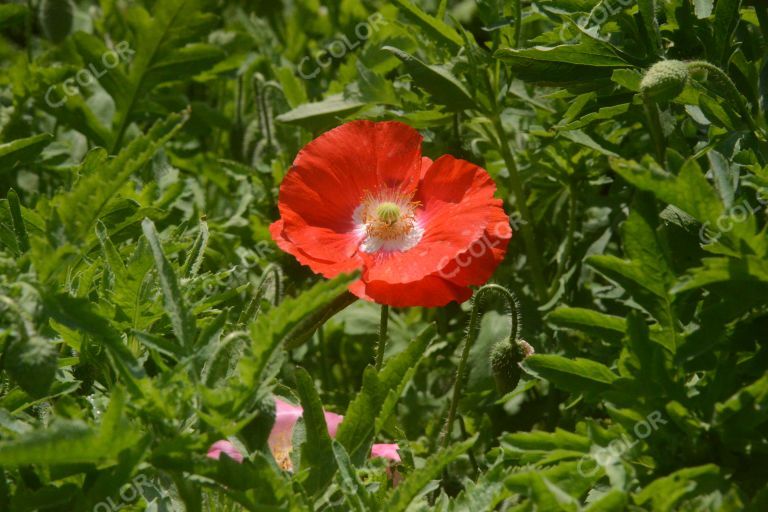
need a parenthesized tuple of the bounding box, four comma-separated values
(1, 0, 768, 510)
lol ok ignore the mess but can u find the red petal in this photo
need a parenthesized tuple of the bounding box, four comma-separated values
(437, 201, 512, 287)
(361, 155, 498, 285)
(270, 220, 361, 277)
(276, 120, 423, 269)
(351, 274, 473, 307)
(419, 156, 433, 180)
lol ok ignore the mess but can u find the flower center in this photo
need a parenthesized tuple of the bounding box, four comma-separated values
(376, 202, 402, 225)
(355, 190, 423, 253)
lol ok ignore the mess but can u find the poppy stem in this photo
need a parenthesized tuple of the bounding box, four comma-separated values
(491, 114, 548, 301)
(375, 304, 389, 370)
(441, 284, 519, 450)
(513, 0, 522, 49)
(642, 95, 666, 163)
(687, 60, 761, 135)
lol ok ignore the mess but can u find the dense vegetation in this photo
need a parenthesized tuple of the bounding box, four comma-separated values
(1, 0, 767, 510)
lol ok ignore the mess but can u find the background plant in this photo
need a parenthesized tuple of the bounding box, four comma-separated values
(1, 0, 767, 510)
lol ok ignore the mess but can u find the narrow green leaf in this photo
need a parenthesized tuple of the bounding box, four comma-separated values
(707, 150, 738, 208)
(522, 354, 618, 394)
(0, 133, 52, 173)
(6, 189, 29, 254)
(203, 330, 247, 387)
(391, 0, 464, 49)
(181, 218, 209, 278)
(712, 0, 741, 65)
(547, 307, 627, 334)
(694, 0, 714, 18)
(383, 47, 475, 111)
(142, 218, 197, 349)
(495, 38, 631, 84)
(95, 220, 127, 279)
(274, 66, 308, 108)
(637, 0, 661, 57)
(275, 94, 365, 131)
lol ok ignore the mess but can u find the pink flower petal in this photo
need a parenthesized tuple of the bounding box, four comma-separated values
(324, 411, 344, 438)
(207, 440, 244, 463)
(370, 443, 401, 463)
(271, 398, 304, 443)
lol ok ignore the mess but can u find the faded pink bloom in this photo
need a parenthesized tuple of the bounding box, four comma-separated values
(206, 440, 244, 463)
(269, 398, 345, 470)
(207, 397, 400, 476)
(370, 443, 401, 462)
(324, 410, 344, 437)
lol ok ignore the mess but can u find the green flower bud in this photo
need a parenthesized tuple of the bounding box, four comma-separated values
(489, 339, 534, 395)
(39, 0, 74, 43)
(640, 60, 688, 102)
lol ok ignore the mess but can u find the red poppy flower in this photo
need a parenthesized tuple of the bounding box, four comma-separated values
(269, 120, 512, 307)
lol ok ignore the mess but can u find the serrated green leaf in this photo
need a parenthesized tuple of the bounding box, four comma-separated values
(52, 112, 187, 243)
(239, 275, 357, 387)
(0, 397, 140, 467)
(111, 0, 220, 149)
(336, 325, 435, 461)
(610, 157, 724, 225)
(583, 488, 628, 511)
(295, 367, 336, 495)
(181, 219, 209, 278)
(6, 189, 29, 254)
(4, 336, 57, 398)
(634, 464, 724, 510)
(332, 440, 373, 512)
(141, 218, 197, 350)
(385, 435, 476, 512)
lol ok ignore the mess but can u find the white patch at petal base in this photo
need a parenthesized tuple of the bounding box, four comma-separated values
(353, 202, 424, 254)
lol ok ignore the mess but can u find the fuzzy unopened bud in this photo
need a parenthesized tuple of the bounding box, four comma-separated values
(39, 0, 74, 43)
(489, 339, 534, 394)
(640, 60, 688, 102)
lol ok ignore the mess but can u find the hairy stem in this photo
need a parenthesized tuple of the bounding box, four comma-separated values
(642, 95, 666, 163)
(375, 304, 389, 370)
(688, 60, 761, 134)
(442, 284, 520, 450)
